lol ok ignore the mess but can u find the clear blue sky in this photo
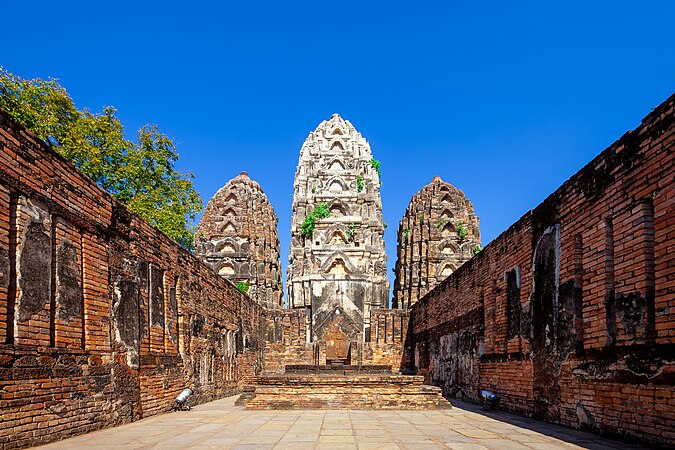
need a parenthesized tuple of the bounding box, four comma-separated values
(2, 1, 673, 305)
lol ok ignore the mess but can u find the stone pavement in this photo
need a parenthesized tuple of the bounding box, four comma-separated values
(34, 396, 644, 449)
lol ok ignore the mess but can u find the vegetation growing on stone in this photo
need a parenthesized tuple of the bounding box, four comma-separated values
(472, 245, 482, 255)
(370, 158, 381, 178)
(456, 222, 468, 239)
(435, 218, 448, 229)
(356, 176, 364, 192)
(300, 203, 331, 237)
(0, 68, 202, 250)
(235, 281, 250, 294)
(347, 223, 357, 240)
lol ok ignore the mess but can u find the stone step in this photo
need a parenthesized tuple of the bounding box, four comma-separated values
(241, 374, 451, 410)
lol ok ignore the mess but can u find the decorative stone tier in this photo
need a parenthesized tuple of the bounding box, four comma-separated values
(241, 374, 451, 410)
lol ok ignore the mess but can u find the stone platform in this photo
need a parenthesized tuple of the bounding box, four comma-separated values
(240, 373, 451, 410)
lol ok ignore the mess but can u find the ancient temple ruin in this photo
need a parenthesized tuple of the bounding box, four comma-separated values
(196, 171, 283, 309)
(393, 176, 480, 308)
(287, 114, 389, 342)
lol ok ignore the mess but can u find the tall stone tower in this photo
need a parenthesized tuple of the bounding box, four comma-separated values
(393, 176, 480, 309)
(288, 114, 389, 342)
(196, 171, 283, 309)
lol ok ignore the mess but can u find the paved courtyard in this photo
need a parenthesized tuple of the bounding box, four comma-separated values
(35, 396, 643, 449)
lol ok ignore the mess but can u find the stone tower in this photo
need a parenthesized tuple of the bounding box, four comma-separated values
(288, 114, 389, 342)
(196, 171, 283, 309)
(393, 176, 480, 309)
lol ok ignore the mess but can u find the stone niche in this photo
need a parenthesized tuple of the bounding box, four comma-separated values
(196, 171, 283, 309)
(287, 114, 389, 342)
(393, 176, 480, 309)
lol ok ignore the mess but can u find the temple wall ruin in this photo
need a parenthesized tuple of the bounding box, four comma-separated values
(407, 94, 675, 447)
(263, 308, 410, 372)
(0, 110, 265, 449)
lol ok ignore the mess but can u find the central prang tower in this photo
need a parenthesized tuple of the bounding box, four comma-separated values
(287, 114, 389, 343)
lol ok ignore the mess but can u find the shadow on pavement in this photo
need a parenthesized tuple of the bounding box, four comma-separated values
(446, 398, 646, 450)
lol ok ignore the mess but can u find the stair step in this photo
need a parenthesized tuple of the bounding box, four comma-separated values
(242, 374, 451, 410)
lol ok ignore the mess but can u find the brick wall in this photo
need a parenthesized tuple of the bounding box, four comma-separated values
(408, 94, 675, 447)
(0, 110, 265, 449)
(263, 309, 316, 373)
(263, 308, 410, 372)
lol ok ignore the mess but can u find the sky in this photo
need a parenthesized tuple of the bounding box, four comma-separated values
(2, 1, 674, 305)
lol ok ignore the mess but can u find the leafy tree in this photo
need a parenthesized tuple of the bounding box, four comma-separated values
(0, 68, 202, 249)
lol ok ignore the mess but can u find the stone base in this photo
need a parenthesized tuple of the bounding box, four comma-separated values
(284, 364, 392, 375)
(241, 374, 451, 410)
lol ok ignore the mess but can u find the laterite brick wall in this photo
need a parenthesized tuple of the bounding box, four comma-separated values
(0, 110, 265, 449)
(409, 94, 675, 447)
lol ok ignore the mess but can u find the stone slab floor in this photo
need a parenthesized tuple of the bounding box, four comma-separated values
(34, 396, 644, 450)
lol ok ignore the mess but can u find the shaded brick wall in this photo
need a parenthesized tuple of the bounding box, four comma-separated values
(263, 309, 316, 373)
(263, 308, 409, 372)
(408, 94, 675, 447)
(0, 110, 265, 449)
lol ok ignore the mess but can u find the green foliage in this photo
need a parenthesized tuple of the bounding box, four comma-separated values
(0, 68, 202, 249)
(356, 176, 364, 192)
(311, 187, 316, 193)
(314, 203, 331, 218)
(435, 218, 448, 229)
(383, 221, 388, 230)
(300, 203, 331, 237)
(370, 158, 382, 178)
(235, 281, 250, 295)
(346, 223, 357, 240)
(457, 222, 469, 239)
(403, 228, 409, 239)
(0, 69, 78, 148)
(275, 214, 279, 224)
(472, 245, 482, 255)
(420, 212, 424, 222)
